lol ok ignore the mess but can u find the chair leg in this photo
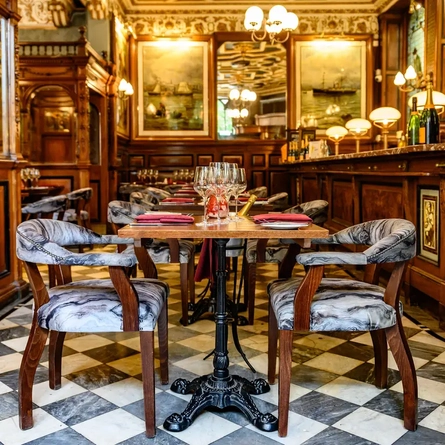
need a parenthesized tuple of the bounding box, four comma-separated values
(370, 330, 388, 389)
(246, 262, 256, 325)
(268, 303, 278, 384)
(49, 331, 66, 390)
(187, 257, 195, 307)
(139, 331, 156, 438)
(278, 329, 293, 438)
(385, 323, 418, 431)
(278, 244, 299, 279)
(157, 303, 169, 385)
(19, 321, 49, 430)
(180, 263, 189, 326)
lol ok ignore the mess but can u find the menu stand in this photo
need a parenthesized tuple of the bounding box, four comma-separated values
(164, 238, 278, 432)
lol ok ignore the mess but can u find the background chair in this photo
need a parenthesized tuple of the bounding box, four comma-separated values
(130, 191, 156, 208)
(246, 186, 268, 198)
(267, 219, 418, 437)
(108, 200, 195, 325)
(16, 219, 169, 437)
(61, 187, 93, 230)
(21, 195, 67, 221)
(244, 200, 328, 324)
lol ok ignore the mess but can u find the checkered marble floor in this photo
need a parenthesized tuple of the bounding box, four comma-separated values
(2, 251, 445, 444)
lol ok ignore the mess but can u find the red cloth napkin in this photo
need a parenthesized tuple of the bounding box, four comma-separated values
(194, 239, 215, 282)
(161, 197, 195, 203)
(135, 214, 194, 224)
(253, 213, 312, 223)
(238, 197, 268, 202)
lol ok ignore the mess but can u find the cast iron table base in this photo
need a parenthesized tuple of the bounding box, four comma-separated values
(163, 238, 278, 433)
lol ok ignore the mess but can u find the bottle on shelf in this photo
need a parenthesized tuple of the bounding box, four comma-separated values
(419, 72, 440, 144)
(237, 194, 257, 217)
(408, 96, 420, 146)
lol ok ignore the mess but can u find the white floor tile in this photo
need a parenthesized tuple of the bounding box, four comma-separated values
(72, 409, 146, 445)
(246, 410, 328, 445)
(0, 409, 66, 445)
(108, 354, 145, 376)
(334, 407, 407, 445)
(419, 404, 445, 433)
(304, 352, 363, 375)
(0, 319, 19, 330)
(177, 334, 216, 352)
(350, 333, 375, 347)
(409, 331, 445, 348)
(33, 377, 87, 406)
(390, 375, 445, 404)
(64, 334, 114, 352)
(253, 381, 310, 405)
(3, 336, 49, 353)
(173, 353, 215, 376)
(160, 410, 240, 445)
(294, 333, 346, 351)
(0, 353, 23, 373)
(317, 376, 384, 405)
(0, 381, 13, 395)
(239, 334, 269, 352)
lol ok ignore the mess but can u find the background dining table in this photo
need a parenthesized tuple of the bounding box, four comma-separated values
(118, 216, 328, 433)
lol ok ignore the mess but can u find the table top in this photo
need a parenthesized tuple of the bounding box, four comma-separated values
(118, 216, 328, 247)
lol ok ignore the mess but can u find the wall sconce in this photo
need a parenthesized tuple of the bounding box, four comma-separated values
(326, 126, 348, 155)
(394, 65, 423, 92)
(369, 107, 401, 150)
(118, 79, 134, 100)
(408, 90, 445, 115)
(409, 0, 422, 14)
(244, 5, 299, 45)
(345, 118, 372, 153)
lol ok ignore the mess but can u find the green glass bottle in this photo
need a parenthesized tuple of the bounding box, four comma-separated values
(408, 97, 420, 145)
(419, 73, 440, 144)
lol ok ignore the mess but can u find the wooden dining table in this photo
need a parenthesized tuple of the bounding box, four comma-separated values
(118, 216, 328, 433)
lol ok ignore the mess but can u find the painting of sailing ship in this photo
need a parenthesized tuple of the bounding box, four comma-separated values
(137, 40, 209, 137)
(296, 40, 367, 131)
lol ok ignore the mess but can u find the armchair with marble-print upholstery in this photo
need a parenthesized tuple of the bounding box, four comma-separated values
(107, 200, 195, 325)
(267, 219, 418, 437)
(16, 219, 169, 437)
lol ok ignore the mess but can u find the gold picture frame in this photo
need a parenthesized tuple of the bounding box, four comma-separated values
(419, 188, 440, 264)
(137, 39, 209, 138)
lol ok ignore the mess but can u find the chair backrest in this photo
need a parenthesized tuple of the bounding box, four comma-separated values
(22, 195, 67, 218)
(16, 219, 134, 266)
(267, 192, 288, 205)
(108, 200, 151, 227)
(305, 219, 416, 264)
(130, 191, 156, 208)
(66, 187, 93, 202)
(284, 200, 329, 226)
(143, 187, 172, 204)
(247, 186, 268, 198)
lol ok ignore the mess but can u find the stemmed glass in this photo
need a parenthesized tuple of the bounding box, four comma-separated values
(209, 162, 229, 224)
(233, 168, 247, 220)
(194, 166, 214, 226)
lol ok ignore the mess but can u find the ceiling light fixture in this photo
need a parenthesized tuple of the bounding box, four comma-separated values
(244, 5, 299, 45)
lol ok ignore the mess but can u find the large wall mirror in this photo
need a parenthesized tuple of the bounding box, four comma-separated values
(0, 18, 3, 150)
(216, 35, 287, 140)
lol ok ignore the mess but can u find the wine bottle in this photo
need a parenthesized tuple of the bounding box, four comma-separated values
(408, 97, 420, 145)
(419, 73, 440, 144)
(237, 194, 257, 216)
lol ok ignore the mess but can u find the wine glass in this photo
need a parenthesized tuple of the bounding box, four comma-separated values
(209, 162, 229, 224)
(226, 163, 239, 220)
(233, 168, 247, 220)
(193, 166, 214, 226)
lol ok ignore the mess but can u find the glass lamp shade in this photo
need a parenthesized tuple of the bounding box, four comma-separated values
(247, 91, 257, 101)
(369, 107, 401, 125)
(268, 5, 287, 23)
(240, 108, 249, 118)
(408, 90, 445, 110)
(240, 89, 251, 101)
(394, 72, 407, 86)
(118, 79, 128, 92)
(265, 22, 282, 34)
(326, 126, 348, 140)
(404, 65, 417, 80)
(245, 6, 264, 30)
(283, 12, 298, 30)
(229, 89, 240, 101)
(345, 118, 372, 135)
(125, 83, 134, 95)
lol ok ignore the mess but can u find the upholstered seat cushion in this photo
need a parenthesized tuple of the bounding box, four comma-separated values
(268, 277, 399, 331)
(60, 208, 89, 221)
(147, 239, 194, 263)
(246, 239, 288, 264)
(38, 278, 169, 332)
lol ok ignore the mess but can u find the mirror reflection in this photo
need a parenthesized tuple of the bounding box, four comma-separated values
(22, 86, 75, 163)
(217, 41, 286, 140)
(0, 18, 3, 147)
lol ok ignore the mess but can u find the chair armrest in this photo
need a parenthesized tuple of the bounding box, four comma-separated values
(297, 251, 367, 266)
(61, 251, 138, 267)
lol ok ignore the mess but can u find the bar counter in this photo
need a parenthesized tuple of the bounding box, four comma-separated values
(287, 143, 445, 327)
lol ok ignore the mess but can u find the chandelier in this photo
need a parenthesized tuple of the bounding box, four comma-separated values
(226, 87, 257, 125)
(244, 5, 299, 45)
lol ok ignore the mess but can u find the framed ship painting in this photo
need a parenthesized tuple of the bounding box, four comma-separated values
(419, 188, 440, 264)
(137, 39, 209, 137)
(295, 39, 367, 133)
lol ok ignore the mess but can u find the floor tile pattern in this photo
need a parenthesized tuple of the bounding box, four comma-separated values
(1, 247, 445, 444)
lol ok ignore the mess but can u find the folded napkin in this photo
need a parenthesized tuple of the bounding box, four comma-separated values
(135, 213, 194, 224)
(161, 197, 195, 203)
(238, 197, 269, 202)
(253, 213, 313, 224)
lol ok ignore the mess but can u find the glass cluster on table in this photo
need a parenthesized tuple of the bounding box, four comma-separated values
(136, 169, 159, 184)
(193, 162, 247, 226)
(21, 168, 41, 188)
